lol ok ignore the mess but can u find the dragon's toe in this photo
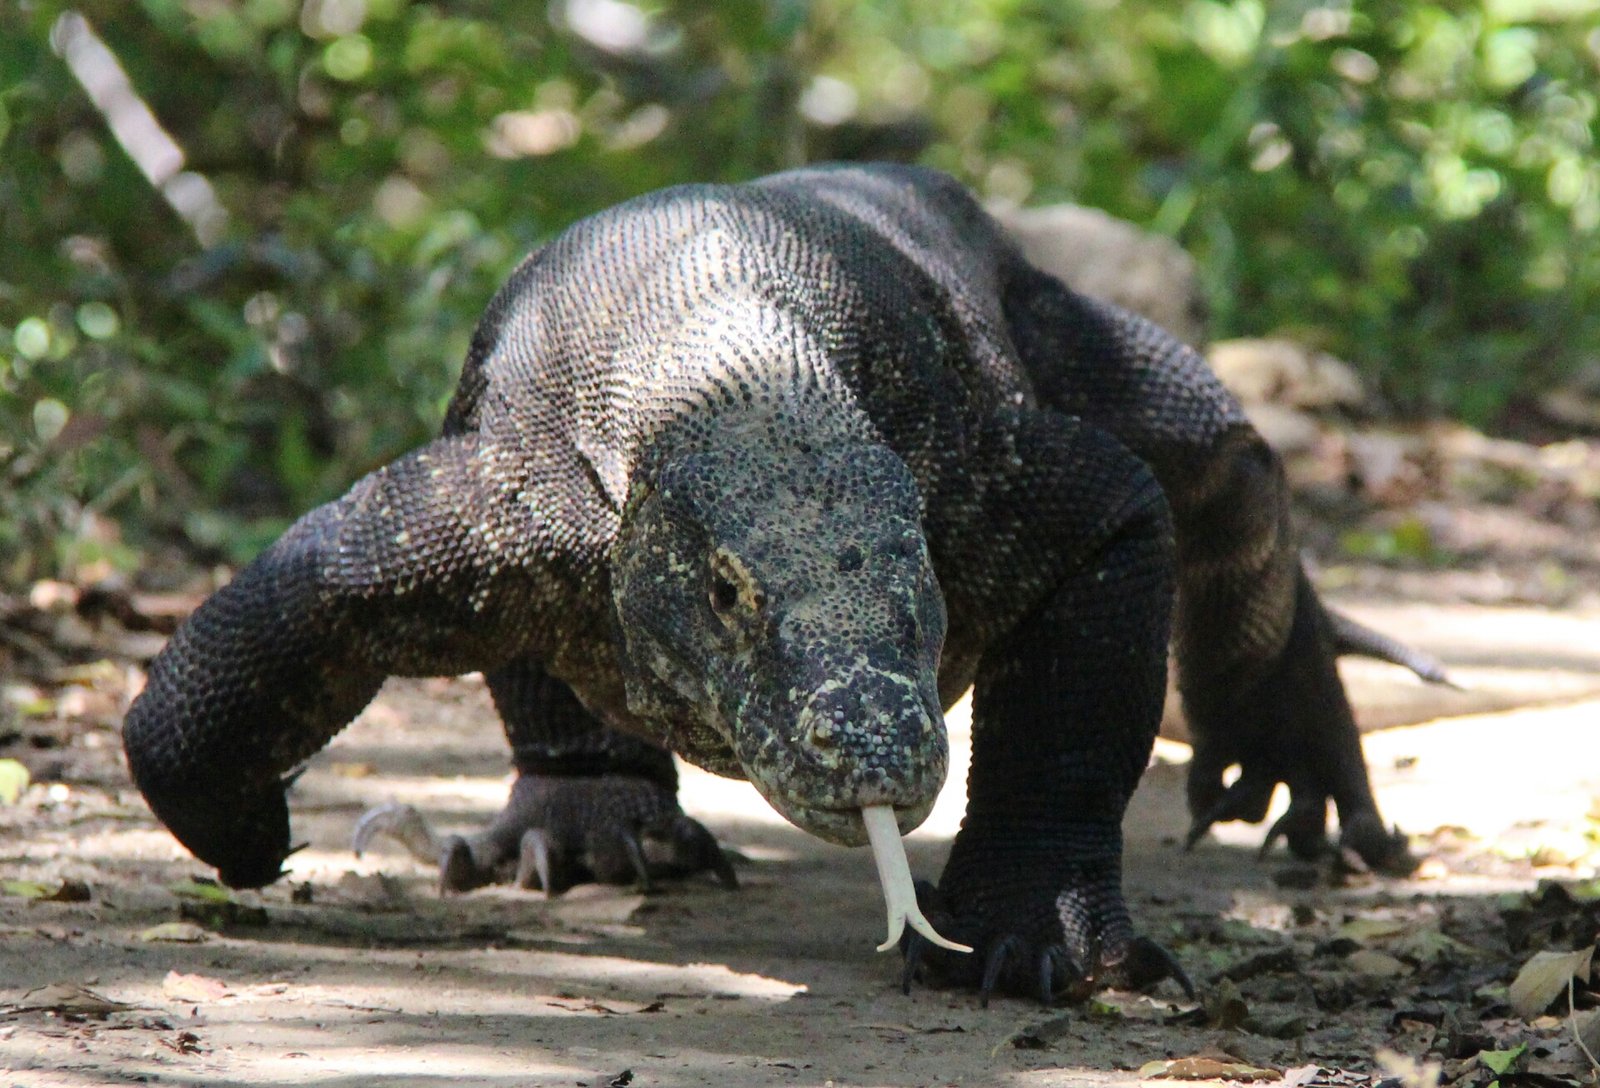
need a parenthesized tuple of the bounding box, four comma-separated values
(353, 774, 737, 895)
(898, 871, 1188, 1006)
(1336, 812, 1417, 875)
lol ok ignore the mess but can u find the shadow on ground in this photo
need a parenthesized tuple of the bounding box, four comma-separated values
(4, 601, 1600, 1087)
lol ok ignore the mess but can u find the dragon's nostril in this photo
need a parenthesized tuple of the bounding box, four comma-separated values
(805, 718, 837, 749)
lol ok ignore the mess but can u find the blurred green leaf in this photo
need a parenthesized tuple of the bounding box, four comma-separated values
(1477, 1044, 1527, 1076)
(1, 880, 53, 898)
(0, 760, 31, 805)
(1, 0, 1595, 587)
(168, 878, 232, 903)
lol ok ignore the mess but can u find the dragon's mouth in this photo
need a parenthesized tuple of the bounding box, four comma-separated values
(736, 726, 948, 848)
(754, 793, 970, 955)
(752, 783, 935, 845)
(725, 694, 961, 953)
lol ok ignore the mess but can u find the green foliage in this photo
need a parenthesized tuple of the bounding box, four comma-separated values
(817, 0, 1600, 419)
(1, 0, 1596, 585)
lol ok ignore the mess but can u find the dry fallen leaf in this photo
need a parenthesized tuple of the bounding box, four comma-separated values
(1509, 946, 1594, 1019)
(1337, 917, 1410, 943)
(162, 970, 231, 1003)
(1394, 927, 1472, 966)
(4, 983, 132, 1017)
(1140, 1055, 1281, 1082)
(139, 922, 210, 943)
(329, 870, 409, 908)
(1346, 949, 1412, 978)
(1280, 1064, 1321, 1088)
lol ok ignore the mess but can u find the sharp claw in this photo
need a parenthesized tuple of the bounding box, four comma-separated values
(901, 931, 926, 996)
(1185, 793, 1240, 851)
(709, 848, 739, 889)
(620, 830, 653, 892)
(352, 802, 441, 862)
(439, 836, 479, 895)
(1130, 936, 1196, 999)
(1339, 816, 1417, 874)
(1166, 955, 1197, 1000)
(979, 936, 1018, 1009)
(1258, 808, 1294, 859)
(517, 829, 553, 892)
(1055, 942, 1099, 1005)
(1183, 816, 1215, 852)
(1188, 771, 1284, 851)
(672, 816, 738, 889)
(1187, 788, 1245, 847)
(1110, 936, 1196, 998)
(1037, 949, 1058, 1007)
(1082, 936, 1102, 988)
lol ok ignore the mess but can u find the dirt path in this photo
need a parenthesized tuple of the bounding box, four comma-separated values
(4, 602, 1600, 1087)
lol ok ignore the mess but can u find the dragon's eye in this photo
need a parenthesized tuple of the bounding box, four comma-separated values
(708, 548, 761, 625)
(710, 574, 740, 615)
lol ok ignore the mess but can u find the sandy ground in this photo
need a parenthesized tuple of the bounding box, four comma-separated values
(3, 599, 1600, 1088)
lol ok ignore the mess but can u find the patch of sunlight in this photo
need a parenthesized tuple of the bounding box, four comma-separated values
(915, 691, 971, 841)
(314, 950, 806, 1006)
(299, 770, 513, 809)
(1362, 698, 1600, 841)
(216, 1038, 594, 1087)
(1152, 737, 1193, 765)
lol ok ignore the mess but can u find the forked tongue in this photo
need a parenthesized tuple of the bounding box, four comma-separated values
(861, 804, 972, 955)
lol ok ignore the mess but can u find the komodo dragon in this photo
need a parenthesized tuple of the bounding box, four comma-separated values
(124, 162, 1443, 1004)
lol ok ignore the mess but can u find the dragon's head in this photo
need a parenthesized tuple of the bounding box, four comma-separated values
(611, 417, 949, 848)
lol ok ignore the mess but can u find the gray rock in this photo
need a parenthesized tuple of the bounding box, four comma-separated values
(1241, 402, 1323, 457)
(992, 203, 1209, 347)
(1538, 362, 1600, 433)
(1208, 338, 1368, 411)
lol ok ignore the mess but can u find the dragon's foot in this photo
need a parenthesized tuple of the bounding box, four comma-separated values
(1180, 571, 1422, 876)
(1184, 751, 1417, 875)
(353, 772, 737, 894)
(900, 856, 1193, 1007)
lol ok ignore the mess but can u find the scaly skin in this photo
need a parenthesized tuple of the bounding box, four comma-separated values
(125, 163, 1414, 1004)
